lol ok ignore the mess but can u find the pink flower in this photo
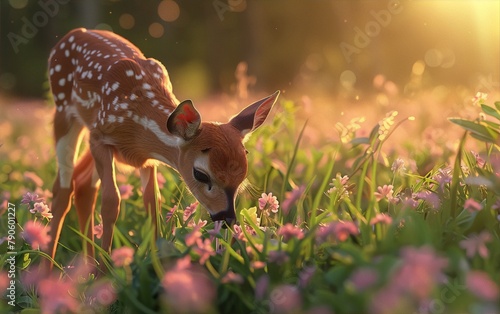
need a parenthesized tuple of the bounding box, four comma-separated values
(21, 191, 42, 205)
(327, 174, 350, 195)
(277, 223, 304, 242)
(349, 268, 378, 291)
(193, 238, 215, 265)
(255, 275, 269, 300)
(281, 185, 305, 215)
(221, 271, 244, 284)
(162, 263, 215, 313)
(166, 204, 178, 222)
(299, 266, 315, 288)
(393, 246, 448, 301)
(374, 185, 394, 202)
(258, 192, 279, 213)
(466, 271, 499, 301)
(93, 224, 103, 239)
(31, 202, 53, 219)
(464, 198, 482, 212)
(119, 184, 134, 200)
(251, 261, 266, 269)
(185, 224, 203, 247)
(183, 202, 199, 222)
(471, 151, 485, 168)
(38, 277, 80, 314)
(268, 250, 289, 264)
(317, 221, 359, 243)
(111, 246, 134, 267)
(433, 167, 452, 191)
(415, 190, 440, 210)
(86, 279, 117, 306)
(391, 158, 406, 173)
(270, 285, 302, 314)
(21, 221, 51, 250)
(0, 271, 8, 292)
(157, 172, 166, 189)
(370, 213, 393, 225)
(459, 231, 491, 258)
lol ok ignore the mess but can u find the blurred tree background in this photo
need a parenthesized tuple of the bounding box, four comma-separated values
(0, 0, 498, 101)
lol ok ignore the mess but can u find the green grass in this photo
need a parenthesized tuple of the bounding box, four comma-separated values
(1, 94, 499, 314)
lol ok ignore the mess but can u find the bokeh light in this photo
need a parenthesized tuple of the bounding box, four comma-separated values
(149, 22, 165, 38)
(340, 70, 357, 89)
(94, 23, 113, 32)
(119, 13, 135, 30)
(9, 0, 28, 9)
(158, 0, 180, 22)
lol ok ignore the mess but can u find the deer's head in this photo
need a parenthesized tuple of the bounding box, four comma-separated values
(166, 91, 280, 225)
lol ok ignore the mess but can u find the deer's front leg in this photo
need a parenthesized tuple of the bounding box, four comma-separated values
(140, 166, 160, 237)
(90, 133, 120, 254)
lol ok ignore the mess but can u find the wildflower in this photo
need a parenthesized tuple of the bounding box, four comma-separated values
(393, 246, 448, 301)
(86, 279, 117, 307)
(38, 277, 80, 314)
(119, 184, 134, 200)
(166, 204, 177, 222)
(111, 246, 134, 267)
(0, 271, 8, 292)
(415, 190, 440, 210)
(221, 271, 244, 284)
(162, 263, 215, 313)
(185, 224, 203, 247)
(327, 174, 349, 196)
(24, 171, 44, 187)
(21, 221, 51, 250)
(277, 223, 304, 242)
(472, 92, 487, 106)
(299, 266, 315, 288)
(31, 202, 53, 219)
(246, 243, 263, 258)
(466, 271, 499, 301)
(157, 171, 166, 189)
(317, 221, 359, 243)
(459, 231, 491, 258)
(348, 268, 378, 291)
(270, 285, 302, 314)
(464, 198, 482, 212)
(432, 167, 452, 191)
(268, 250, 289, 265)
(281, 185, 305, 215)
(471, 151, 485, 168)
(370, 213, 393, 225)
(193, 238, 215, 265)
(183, 202, 199, 222)
(255, 275, 270, 300)
(258, 192, 279, 213)
(207, 220, 223, 241)
(374, 185, 394, 202)
(21, 191, 42, 205)
(93, 224, 103, 239)
(391, 158, 406, 173)
(251, 261, 266, 269)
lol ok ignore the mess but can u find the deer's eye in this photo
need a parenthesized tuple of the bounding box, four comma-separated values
(193, 168, 212, 188)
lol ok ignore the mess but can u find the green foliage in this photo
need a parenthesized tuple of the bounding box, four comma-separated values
(1, 98, 500, 314)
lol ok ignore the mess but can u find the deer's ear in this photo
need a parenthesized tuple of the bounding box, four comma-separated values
(167, 100, 201, 140)
(229, 91, 280, 137)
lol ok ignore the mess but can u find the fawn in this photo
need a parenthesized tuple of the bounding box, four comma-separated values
(46, 28, 279, 266)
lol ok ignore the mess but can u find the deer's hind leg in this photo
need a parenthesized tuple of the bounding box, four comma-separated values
(73, 150, 101, 263)
(46, 112, 85, 267)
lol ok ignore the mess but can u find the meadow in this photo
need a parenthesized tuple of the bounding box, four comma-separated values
(1, 85, 499, 314)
